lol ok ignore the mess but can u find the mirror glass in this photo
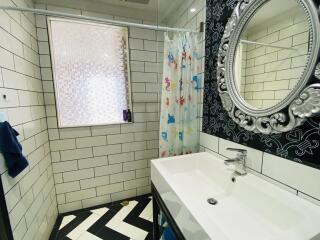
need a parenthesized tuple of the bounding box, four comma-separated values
(234, 0, 310, 110)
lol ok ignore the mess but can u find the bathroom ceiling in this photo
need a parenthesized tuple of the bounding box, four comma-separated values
(33, 0, 184, 23)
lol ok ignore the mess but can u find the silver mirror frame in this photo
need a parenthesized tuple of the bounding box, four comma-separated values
(217, 0, 320, 134)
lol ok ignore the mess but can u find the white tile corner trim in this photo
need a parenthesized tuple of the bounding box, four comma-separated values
(200, 132, 320, 205)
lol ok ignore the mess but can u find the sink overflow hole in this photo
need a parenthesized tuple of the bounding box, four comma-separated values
(207, 198, 218, 205)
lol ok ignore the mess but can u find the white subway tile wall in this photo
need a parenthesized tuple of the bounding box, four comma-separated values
(240, 10, 309, 109)
(200, 132, 320, 206)
(0, 0, 58, 239)
(36, 4, 163, 213)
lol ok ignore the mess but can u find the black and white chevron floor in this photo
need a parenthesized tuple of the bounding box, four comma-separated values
(50, 195, 153, 240)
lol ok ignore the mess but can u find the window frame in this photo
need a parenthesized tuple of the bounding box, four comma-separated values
(47, 17, 133, 128)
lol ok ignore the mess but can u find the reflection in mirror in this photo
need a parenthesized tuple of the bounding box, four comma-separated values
(234, 0, 310, 110)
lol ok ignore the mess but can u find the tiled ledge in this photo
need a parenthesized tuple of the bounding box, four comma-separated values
(200, 132, 320, 206)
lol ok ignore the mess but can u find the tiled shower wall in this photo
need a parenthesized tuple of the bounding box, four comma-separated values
(0, 0, 57, 239)
(168, 0, 206, 32)
(35, 4, 163, 213)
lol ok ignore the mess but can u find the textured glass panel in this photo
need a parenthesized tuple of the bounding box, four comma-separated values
(49, 18, 130, 127)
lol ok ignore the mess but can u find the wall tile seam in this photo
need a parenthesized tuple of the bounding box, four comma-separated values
(0, 65, 43, 81)
(58, 182, 149, 205)
(297, 191, 320, 203)
(130, 70, 163, 73)
(76, 176, 150, 191)
(56, 187, 120, 203)
(8, 9, 34, 26)
(202, 145, 263, 173)
(201, 144, 300, 189)
(246, 74, 304, 82)
(0, 109, 46, 121)
(245, 32, 308, 51)
(52, 151, 95, 161)
(8, 178, 54, 230)
(0, 30, 39, 60)
(0, 46, 41, 68)
(56, 189, 124, 207)
(245, 56, 305, 68)
(13, 217, 28, 237)
(53, 158, 153, 174)
(243, 83, 299, 90)
(36, 27, 59, 222)
(39, 7, 158, 26)
(243, 65, 305, 76)
(53, 132, 160, 142)
(171, 5, 206, 27)
(179, 16, 205, 30)
(12, 183, 56, 235)
(200, 140, 320, 202)
(245, 50, 307, 62)
(47, 122, 159, 131)
(1, 142, 51, 189)
(244, 57, 307, 70)
(1, 11, 38, 41)
(16, 162, 51, 197)
(183, 15, 203, 29)
(0, 83, 44, 93)
(129, 39, 165, 46)
(0, 125, 47, 142)
(26, 148, 51, 164)
(7, 119, 48, 131)
(36, 36, 164, 45)
(43, 87, 160, 94)
(257, 23, 308, 39)
(5, 0, 37, 22)
(6, 164, 54, 216)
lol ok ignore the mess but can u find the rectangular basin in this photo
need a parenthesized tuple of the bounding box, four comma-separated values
(151, 152, 320, 240)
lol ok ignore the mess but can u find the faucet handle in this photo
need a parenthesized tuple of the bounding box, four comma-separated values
(226, 148, 247, 154)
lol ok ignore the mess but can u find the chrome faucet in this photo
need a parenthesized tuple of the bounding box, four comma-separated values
(224, 148, 247, 175)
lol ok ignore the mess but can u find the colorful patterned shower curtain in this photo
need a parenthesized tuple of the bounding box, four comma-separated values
(159, 32, 201, 158)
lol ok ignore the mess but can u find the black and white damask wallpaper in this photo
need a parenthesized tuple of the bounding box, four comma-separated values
(203, 0, 320, 169)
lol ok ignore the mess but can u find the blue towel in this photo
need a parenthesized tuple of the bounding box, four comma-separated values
(0, 121, 28, 178)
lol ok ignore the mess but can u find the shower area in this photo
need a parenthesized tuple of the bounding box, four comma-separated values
(0, 0, 206, 239)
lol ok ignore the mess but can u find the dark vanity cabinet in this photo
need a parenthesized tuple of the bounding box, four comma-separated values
(152, 183, 185, 240)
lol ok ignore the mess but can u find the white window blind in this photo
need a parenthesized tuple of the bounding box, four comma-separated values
(48, 18, 132, 128)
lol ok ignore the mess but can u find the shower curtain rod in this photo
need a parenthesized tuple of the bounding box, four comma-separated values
(0, 6, 198, 33)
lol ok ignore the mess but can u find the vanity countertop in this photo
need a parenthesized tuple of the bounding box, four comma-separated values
(151, 152, 320, 240)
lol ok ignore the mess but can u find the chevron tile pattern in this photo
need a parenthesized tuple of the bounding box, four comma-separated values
(50, 195, 153, 240)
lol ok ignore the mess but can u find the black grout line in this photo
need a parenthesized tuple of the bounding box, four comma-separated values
(0, 44, 41, 69)
(0, 65, 42, 81)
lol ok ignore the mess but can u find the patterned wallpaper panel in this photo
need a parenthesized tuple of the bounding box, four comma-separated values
(203, 0, 320, 169)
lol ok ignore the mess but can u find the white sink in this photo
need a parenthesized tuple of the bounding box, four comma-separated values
(151, 152, 320, 240)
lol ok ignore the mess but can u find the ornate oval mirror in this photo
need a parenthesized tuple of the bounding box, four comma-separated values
(217, 0, 320, 134)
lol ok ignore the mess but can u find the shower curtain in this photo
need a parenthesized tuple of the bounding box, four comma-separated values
(159, 32, 201, 158)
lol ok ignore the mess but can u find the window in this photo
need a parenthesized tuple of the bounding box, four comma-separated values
(48, 18, 132, 128)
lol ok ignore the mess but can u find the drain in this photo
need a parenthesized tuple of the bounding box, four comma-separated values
(207, 198, 218, 205)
